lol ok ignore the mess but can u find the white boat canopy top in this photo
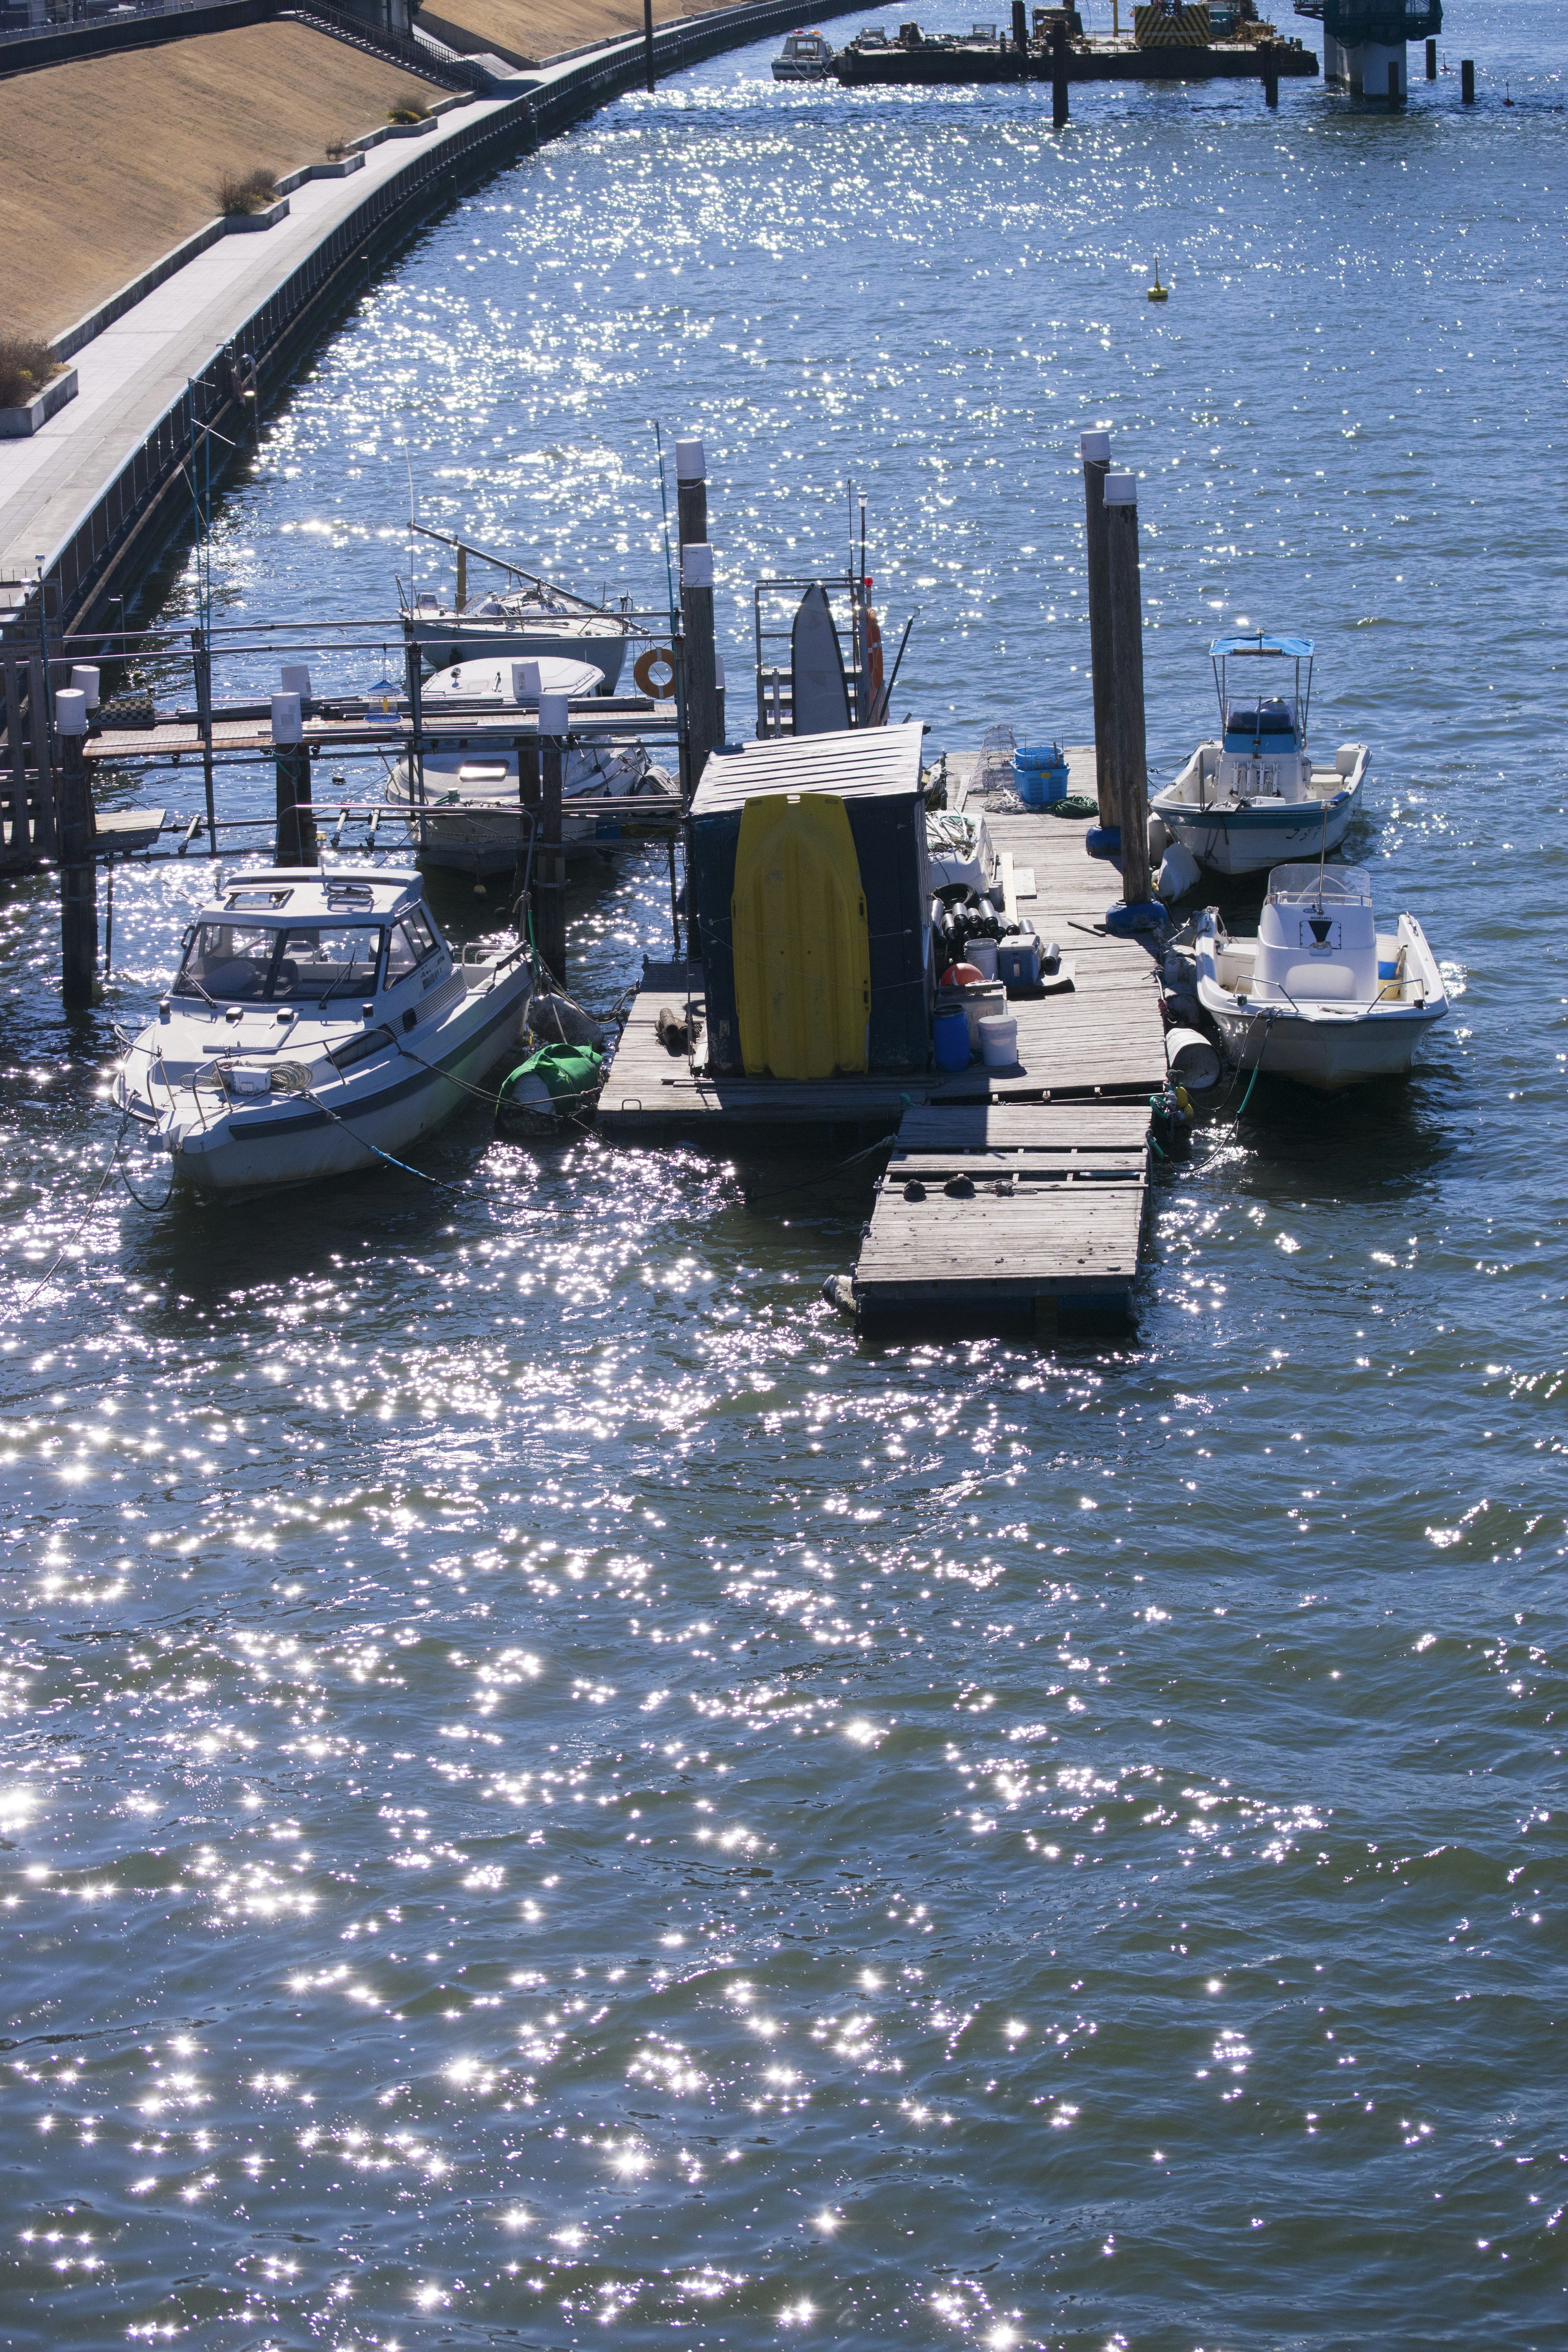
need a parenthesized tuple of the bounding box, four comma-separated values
(422, 655, 607, 705)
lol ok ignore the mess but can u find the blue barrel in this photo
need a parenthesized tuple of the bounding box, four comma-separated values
(933, 1007, 970, 1071)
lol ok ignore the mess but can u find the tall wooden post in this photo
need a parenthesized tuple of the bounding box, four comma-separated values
(27, 655, 56, 858)
(1080, 430, 1114, 825)
(192, 627, 217, 853)
(535, 692, 567, 980)
(1461, 57, 1474, 102)
(1051, 20, 1069, 125)
(643, 0, 655, 90)
(1425, 36, 1436, 78)
(54, 689, 96, 1009)
(1263, 56, 1278, 105)
(2, 659, 30, 861)
(676, 437, 720, 807)
(1387, 58, 1401, 105)
(1011, 0, 1025, 55)
(272, 693, 315, 865)
(1103, 473, 1150, 907)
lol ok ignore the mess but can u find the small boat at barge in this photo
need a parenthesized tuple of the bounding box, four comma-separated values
(1193, 862, 1448, 1092)
(1151, 631, 1369, 878)
(404, 579, 637, 688)
(112, 867, 531, 1191)
(384, 655, 679, 877)
(771, 26, 835, 78)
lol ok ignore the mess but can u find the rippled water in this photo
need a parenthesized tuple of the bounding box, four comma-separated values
(3, 2, 1566, 2343)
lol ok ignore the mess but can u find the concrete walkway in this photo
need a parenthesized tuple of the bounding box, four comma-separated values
(0, 82, 526, 592)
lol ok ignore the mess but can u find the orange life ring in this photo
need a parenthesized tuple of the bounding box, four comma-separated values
(634, 645, 676, 698)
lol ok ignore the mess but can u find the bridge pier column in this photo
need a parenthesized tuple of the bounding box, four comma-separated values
(1325, 36, 1407, 97)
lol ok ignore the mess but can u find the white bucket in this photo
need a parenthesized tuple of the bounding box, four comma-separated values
(978, 1013, 1019, 1070)
(967, 938, 999, 981)
(1165, 1026, 1221, 1090)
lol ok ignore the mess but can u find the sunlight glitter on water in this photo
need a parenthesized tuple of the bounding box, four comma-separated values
(2, 2, 1567, 2345)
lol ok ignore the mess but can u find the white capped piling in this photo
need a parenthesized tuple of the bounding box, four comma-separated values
(535, 689, 569, 977)
(1080, 429, 1114, 825)
(55, 688, 96, 1009)
(272, 689, 315, 866)
(676, 437, 720, 805)
(1102, 471, 1151, 907)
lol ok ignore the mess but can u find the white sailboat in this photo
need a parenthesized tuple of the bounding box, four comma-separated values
(1194, 864, 1448, 1092)
(113, 868, 532, 1191)
(1152, 632, 1369, 878)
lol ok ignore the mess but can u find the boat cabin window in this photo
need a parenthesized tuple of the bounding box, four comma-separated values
(174, 922, 384, 1004)
(1225, 697, 1295, 737)
(385, 908, 442, 984)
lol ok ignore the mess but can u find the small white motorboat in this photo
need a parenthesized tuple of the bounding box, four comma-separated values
(1151, 632, 1369, 878)
(385, 655, 679, 876)
(112, 867, 532, 1192)
(1193, 863, 1448, 1093)
(772, 26, 835, 78)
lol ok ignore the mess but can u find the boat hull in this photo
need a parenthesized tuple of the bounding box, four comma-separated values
(166, 968, 530, 1192)
(409, 615, 631, 688)
(1158, 786, 1358, 877)
(1206, 998, 1446, 1091)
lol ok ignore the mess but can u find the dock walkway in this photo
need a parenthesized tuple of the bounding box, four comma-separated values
(600, 749, 1169, 1135)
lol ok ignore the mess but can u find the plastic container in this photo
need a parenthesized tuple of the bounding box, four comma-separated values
(1013, 743, 1069, 810)
(1163, 1027, 1221, 1091)
(967, 938, 999, 981)
(933, 1007, 971, 1071)
(978, 1013, 1020, 1070)
(938, 981, 1007, 1052)
(1377, 956, 1399, 980)
(997, 933, 1041, 992)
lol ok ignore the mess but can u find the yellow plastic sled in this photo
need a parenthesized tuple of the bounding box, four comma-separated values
(732, 792, 871, 1079)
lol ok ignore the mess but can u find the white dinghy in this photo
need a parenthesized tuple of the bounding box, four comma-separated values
(113, 867, 531, 1192)
(1194, 864, 1448, 1093)
(384, 655, 677, 877)
(1152, 632, 1369, 879)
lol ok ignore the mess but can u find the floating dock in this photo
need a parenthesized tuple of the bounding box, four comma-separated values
(832, 26, 1317, 88)
(600, 751, 1168, 1136)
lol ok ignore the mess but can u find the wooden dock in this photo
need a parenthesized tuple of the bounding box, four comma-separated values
(854, 1102, 1150, 1334)
(599, 753, 1168, 1134)
(601, 746, 1171, 1332)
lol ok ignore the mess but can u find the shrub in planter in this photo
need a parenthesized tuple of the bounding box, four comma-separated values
(0, 331, 59, 411)
(216, 167, 279, 218)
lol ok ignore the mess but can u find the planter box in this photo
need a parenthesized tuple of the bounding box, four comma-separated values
(0, 368, 79, 439)
(223, 196, 291, 233)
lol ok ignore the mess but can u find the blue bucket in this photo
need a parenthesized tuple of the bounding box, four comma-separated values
(1014, 743, 1068, 809)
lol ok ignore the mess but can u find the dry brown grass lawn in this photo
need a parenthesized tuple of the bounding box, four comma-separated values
(422, 0, 757, 71)
(0, 21, 450, 343)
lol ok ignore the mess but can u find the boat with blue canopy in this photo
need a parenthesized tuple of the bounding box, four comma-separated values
(1150, 630, 1369, 879)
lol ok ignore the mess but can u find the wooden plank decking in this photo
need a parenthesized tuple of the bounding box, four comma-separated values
(599, 754, 1168, 1135)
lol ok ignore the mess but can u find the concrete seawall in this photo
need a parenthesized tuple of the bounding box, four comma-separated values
(0, 0, 865, 651)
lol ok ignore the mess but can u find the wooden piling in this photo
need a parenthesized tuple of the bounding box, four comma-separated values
(1425, 36, 1437, 79)
(1263, 56, 1278, 106)
(55, 695, 97, 1009)
(536, 734, 566, 978)
(514, 732, 540, 936)
(274, 744, 315, 866)
(676, 439, 721, 804)
(192, 626, 217, 854)
(1387, 58, 1401, 104)
(2, 659, 30, 862)
(644, 0, 655, 91)
(1051, 22, 1069, 126)
(1103, 475, 1150, 908)
(1011, 0, 1026, 54)
(1080, 432, 1115, 827)
(1461, 57, 1474, 102)
(27, 658, 57, 860)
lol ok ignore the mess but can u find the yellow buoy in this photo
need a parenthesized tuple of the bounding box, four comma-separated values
(732, 792, 870, 1080)
(1148, 255, 1169, 302)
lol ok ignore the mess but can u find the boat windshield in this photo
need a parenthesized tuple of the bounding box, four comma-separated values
(1225, 697, 1296, 737)
(174, 922, 385, 1003)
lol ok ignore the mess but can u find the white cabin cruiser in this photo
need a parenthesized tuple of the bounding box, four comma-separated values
(404, 579, 636, 688)
(1152, 633, 1369, 878)
(772, 27, 834, 77)
(385, 655, 678, 876)
(1194, 864, 1447, 1092)
(112, 868, 531, 1192)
